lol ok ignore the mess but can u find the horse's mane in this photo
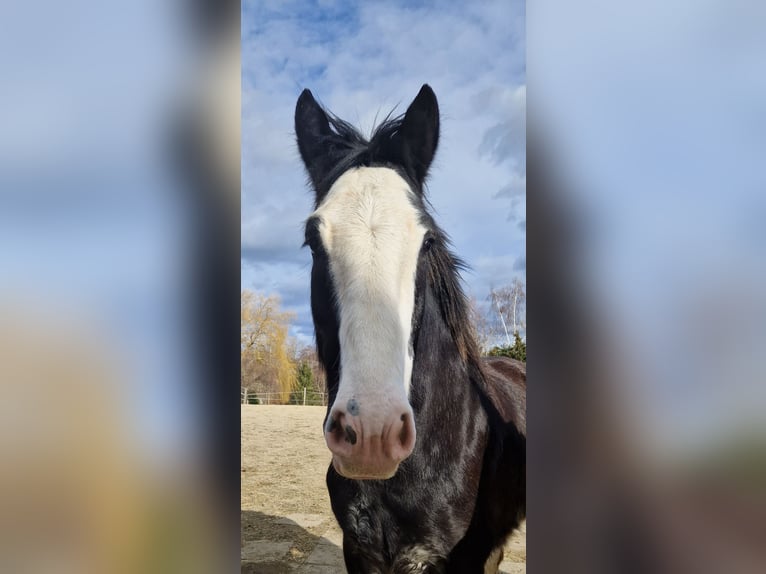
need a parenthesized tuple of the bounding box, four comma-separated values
(425, 232, 482, 365)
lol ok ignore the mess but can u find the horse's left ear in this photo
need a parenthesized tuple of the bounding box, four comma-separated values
(295, 89, 335, 192)
(397, 84, 440, 187)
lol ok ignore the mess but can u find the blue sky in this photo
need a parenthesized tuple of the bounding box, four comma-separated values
(241, 0, 526, 347)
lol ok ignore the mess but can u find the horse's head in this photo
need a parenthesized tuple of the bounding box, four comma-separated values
(295, 85, 440, 479)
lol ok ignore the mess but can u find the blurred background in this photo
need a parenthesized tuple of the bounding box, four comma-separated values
(0, 0, 239, 571)
(528, 1, 766, 572)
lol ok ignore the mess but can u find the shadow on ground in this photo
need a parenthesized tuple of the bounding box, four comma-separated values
(241, 510, 341, 574)
(242, 510, 525, 573)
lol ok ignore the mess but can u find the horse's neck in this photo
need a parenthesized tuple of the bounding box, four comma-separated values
(410, 295, 485, 433)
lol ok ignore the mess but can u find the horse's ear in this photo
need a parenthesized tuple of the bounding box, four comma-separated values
(397, 84, 440, 187)
(295, 89, 334, 191)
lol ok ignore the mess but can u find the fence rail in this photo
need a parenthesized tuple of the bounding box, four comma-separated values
(241, 387, 328, 406)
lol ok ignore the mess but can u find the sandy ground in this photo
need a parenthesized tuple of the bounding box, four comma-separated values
(241, 405, 525, 573)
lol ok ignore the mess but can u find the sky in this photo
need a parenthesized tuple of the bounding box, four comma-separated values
(241, 0, 526, 347)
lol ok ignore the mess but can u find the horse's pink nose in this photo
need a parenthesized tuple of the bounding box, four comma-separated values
(324, 407, 416, 479)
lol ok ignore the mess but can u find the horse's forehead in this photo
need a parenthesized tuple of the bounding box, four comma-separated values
(314, 167, 420, 232)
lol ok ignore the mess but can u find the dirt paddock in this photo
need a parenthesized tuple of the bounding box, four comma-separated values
(241, 405, 525, 573)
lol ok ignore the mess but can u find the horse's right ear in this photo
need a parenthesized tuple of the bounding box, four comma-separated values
(295, 89, 334, 191)
(396, 84, 440, 186)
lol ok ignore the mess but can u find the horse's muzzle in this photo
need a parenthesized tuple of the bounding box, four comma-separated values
(324, 408, 416, 480)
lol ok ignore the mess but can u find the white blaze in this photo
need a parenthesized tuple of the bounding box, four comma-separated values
(312, 167, 427, 410)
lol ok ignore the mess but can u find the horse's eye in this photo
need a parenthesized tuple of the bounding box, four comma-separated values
(304, 217, 322, 257)
(304, 236, 320, 257)
(423, 236, 434, 252)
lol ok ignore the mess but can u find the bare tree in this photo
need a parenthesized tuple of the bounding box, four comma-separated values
(467, 296, 493, 354)
(488, 278, 526, 345)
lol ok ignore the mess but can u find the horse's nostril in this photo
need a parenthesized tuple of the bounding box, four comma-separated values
(326, 416, 340, 434)
(344, 425, 357, 445)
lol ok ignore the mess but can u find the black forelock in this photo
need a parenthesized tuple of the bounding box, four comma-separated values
(310, 109, 426, 204)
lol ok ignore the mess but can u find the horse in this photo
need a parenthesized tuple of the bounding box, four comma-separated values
(294, 84, 526, 573)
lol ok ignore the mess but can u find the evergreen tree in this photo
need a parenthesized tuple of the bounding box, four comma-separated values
(488, 331, 526, 362)
(290, 362, 317, 404)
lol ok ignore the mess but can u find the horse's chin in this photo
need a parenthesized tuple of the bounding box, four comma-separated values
(332, 456, 399, 481)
